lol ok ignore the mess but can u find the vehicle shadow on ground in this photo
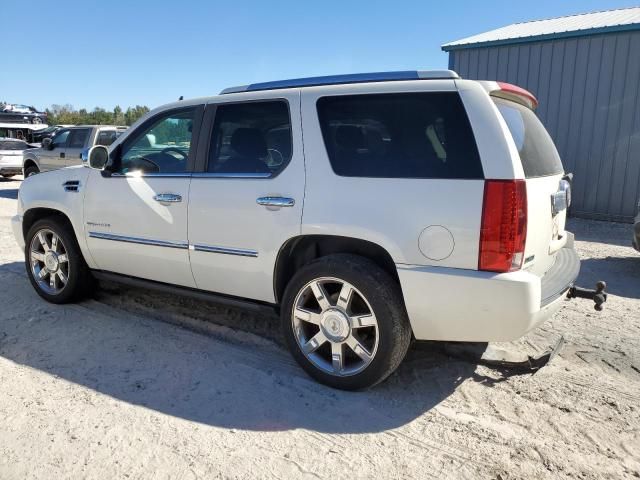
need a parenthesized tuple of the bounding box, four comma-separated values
(568, 217, 634, 249)
(578, 255, 640, 300)
(0, 188, 18, 200)
(0, 262, 478, 434)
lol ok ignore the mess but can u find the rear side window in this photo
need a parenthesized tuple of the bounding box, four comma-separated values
(96, 130, 118, 146)
(316, 93, 483, 179)
(493, 97, 564, 178)
(68, 128, 90, 148)
(207, 101, 292, 176)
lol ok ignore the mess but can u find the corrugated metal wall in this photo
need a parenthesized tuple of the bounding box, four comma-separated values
(449, 31, 640, 222)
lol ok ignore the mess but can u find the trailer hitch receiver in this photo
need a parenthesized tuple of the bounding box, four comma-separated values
(567, 281, 607, 311)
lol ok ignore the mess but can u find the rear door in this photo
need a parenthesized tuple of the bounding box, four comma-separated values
(187, 91, 305, 303)
(65, 127, 91, 167)
(493, 97, 567, 276)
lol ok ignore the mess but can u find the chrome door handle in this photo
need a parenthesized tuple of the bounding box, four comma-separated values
(256, 196, 295, 208)
(153, 193, 182, 203)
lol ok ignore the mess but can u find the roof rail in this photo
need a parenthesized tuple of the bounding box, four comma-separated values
(220, 70, 459, 94)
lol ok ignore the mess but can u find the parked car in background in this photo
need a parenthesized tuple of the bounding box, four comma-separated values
(30, 125, 71, 144)
(22, 125, 127, 176)
(0, 104, 47, 124)
(12, 70, 588, 390)
(0, 138, 37, 178)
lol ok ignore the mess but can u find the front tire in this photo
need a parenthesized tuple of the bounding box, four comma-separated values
(25, 217, 92, 304)
(281, 254, 412, 390)
(24, 165, 39, 177)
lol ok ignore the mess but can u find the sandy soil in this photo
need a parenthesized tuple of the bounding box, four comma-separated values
(0, 176, 639, 479)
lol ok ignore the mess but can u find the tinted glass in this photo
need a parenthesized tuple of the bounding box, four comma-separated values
(68, 129, 90, 148)
(118, 108, 195, 174)
(317, 93, 483, 179)
(96, 130, 118, 146)
(0, 140, 29, 150)
(52, 130, 70, 148)
(494, 97, 564, 178)
(207, 101, 291, 176)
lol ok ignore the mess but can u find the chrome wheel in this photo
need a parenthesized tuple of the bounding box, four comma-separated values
(29, 228, 70, 295)
(292, 277, 379, 377)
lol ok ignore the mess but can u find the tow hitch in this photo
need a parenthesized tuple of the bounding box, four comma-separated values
(567, 281, 607, 311)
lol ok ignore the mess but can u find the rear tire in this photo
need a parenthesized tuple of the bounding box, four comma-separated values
(25, 217, 93, 304)
(24, 165, 39, 177)
(281, 254, 412, 390)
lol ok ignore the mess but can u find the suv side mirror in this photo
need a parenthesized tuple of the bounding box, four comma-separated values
(87, 145, 109, 170)
(42, 138, 52, 150)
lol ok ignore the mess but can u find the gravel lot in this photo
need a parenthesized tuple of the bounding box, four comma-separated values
(0, 176, 639, 479)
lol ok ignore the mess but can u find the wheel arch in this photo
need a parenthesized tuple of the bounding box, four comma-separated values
(273, 234, 400, 303)
(23, 157, 38, 172)
(22, 207, 74, 240)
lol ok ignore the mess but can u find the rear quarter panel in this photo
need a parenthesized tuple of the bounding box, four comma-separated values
(300, 81, 485, 269)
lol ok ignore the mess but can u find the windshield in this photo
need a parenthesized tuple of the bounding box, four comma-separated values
(494, 97, 564, 178)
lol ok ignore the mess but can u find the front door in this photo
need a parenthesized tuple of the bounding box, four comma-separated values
(39, 128, 69, 171)
(83, 105, 203, 287)
(188, 93, 305, 302)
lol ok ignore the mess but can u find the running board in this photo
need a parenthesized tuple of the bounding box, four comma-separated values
(91, 271, 278, 316)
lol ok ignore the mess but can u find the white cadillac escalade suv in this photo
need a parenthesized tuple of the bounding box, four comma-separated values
(13, 70, 583, 389)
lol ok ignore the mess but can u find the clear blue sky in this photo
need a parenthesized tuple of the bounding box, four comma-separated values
(3, 0, 637, 111)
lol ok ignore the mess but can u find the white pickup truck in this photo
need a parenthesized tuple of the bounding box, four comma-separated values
(22, 125, 126, 177)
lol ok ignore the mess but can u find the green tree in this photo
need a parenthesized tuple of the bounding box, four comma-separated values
(44, 104, 150, 126)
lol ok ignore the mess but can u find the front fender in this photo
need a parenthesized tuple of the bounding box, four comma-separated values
(19, 166, 96, 268)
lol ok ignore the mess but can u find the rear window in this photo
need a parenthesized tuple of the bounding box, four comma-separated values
(0, 140, 28, 150)
(317, 93, 483, 179)
(493, 97, 564, 178)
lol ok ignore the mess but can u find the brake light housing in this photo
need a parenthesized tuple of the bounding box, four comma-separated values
(496, 82, 538, 109)
(479, 179, 528, 273)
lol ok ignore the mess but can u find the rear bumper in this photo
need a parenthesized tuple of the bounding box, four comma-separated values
(397, 245, 580, 342)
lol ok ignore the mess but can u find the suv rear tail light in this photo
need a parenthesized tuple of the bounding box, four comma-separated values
(479, 179, 527, 273)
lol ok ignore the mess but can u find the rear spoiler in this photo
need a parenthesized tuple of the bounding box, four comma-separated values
(477, 81, 538, 110)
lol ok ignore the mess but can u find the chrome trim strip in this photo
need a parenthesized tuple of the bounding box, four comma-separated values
(110, 172, 192, 178)
(107, 172, 272, 179)
(192, 244, 258, 257)
(88, 231, 189, 249)
(191, 172, 272, 179)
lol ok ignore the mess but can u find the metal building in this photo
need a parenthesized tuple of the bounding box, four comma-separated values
(442, 7, 640, 222)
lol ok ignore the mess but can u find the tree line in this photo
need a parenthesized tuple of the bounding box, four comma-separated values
(45, 104, 151, 126)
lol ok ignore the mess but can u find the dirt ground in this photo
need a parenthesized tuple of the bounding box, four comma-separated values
(0, 176, 639, 479)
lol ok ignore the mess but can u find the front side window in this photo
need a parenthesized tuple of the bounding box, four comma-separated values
(317, 93, 483, 179)
(207, 101, 292, 176)
(68, 128, 90, 148)
(51, 130, 70, 149)
(118, 108, 195, 174)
